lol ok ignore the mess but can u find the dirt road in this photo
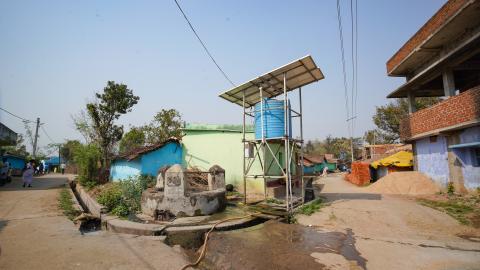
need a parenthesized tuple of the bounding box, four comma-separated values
(0, 174, 188, 270)
(298, 174, 480, 270)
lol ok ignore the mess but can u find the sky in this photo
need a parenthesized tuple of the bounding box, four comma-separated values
(0, 0, 446, 155)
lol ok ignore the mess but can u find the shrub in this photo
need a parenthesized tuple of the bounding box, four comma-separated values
(96, 174, 154, 218)
(447, 182, 455, 195)
(73, 144, 101, 187)
(97, 183, 122, 212)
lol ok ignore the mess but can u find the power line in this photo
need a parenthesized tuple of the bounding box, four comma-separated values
(354, 0, 358, 132)
(41, 125, 57, 144)
(336, 0, 351, 134)
(0, 107, 34, 123)
(173, 0, 236, 87)
(350, 0, 356, 138)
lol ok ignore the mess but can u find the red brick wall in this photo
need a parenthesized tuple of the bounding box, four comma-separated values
(400, 86, 480, 140)
(386, 0, 468, 74)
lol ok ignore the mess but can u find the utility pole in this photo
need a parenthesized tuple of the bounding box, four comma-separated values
(346, 116, 357, 163)
(33, 117, 40, 158)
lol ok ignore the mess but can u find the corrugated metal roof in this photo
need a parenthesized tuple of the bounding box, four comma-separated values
(219, 55, 324, 108)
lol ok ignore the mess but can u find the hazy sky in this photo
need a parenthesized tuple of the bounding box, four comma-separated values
(0, 0, 445, 154)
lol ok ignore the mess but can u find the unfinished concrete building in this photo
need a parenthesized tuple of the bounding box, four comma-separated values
(386, 0, 480, 191)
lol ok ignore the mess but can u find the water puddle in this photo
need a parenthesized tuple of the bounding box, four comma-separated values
(186, 220, 366, 270)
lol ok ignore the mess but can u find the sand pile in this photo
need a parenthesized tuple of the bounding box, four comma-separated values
(365, 171, 440, 195)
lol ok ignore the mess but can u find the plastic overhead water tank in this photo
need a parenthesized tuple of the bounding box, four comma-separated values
(254, 98, 292, 140)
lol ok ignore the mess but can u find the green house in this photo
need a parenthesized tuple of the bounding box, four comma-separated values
(181, 124, 295, 196)
(304, 154, 337, 174)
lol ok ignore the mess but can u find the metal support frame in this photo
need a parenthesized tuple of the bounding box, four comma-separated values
(241, 72, 306, 214)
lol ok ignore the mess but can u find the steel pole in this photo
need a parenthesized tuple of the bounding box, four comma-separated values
(299, 88, 305, 204)
(242, 91, 247, 204)
(283, 73, 290, 212)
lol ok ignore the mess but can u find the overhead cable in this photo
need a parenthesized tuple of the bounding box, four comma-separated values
(173, 0, 236, 87)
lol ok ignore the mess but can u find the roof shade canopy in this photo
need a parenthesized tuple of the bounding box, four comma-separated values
(219, 55, 324, 108)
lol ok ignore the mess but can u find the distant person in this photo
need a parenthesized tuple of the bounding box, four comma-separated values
(322, 165, 328, 177)
(39, 163, 44, 175)
(60, 163, 66, 174)
(23, 162, 34, 188)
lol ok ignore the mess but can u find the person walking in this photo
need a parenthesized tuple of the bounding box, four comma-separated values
(22, 162, 34, 188)
(60, 163, 66, 175)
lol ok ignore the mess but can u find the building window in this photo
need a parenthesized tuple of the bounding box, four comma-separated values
(429, 136, 437, 143)
(474, 148, 480, 167)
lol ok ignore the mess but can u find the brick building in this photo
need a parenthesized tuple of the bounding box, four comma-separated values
(386, 0, 480, 191)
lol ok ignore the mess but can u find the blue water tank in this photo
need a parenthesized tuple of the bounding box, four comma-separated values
(254, 99, 292, 140)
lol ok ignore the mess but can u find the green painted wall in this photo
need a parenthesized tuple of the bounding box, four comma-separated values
(181, 129, 296, 195)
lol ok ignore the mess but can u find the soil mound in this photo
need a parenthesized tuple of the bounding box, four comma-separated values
(365, 171, 440, 195)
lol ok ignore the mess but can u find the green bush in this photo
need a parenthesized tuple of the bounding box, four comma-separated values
(73, 144, 101, 187)
(447, 182, 455, 195)
(96, 174, 154, 218)
(97, 184, 122, 211)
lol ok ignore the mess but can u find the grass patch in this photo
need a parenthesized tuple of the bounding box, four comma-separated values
(297, 198, 323, 216)
(58, 188, 81, 220)
(265, 198, 284, 204)
(226, 191, 243, 197)
(417, 195, 480, 227)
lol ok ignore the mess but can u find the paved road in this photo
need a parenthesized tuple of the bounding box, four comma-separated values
(298, 174, 480, 270)
(0, 174, 188, 270)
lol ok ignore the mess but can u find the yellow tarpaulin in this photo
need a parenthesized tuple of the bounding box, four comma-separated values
(371, 151, 413, 169)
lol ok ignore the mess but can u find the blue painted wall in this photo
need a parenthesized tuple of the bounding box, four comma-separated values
(140, 142, 182, 176)
(3, 155, 25, 169)
(110, 142, 183, 181)
(303, 166, 315, 175)
(110, 159, 142, 180)
(455, 126, 480, 189)
(416, 135, 449, 186)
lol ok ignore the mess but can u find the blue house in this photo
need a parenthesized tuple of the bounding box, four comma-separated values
(110, 138, 182, 181)
(2, 153, 26, 176)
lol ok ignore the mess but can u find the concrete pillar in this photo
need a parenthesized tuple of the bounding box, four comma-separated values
(407, 92, 416, 114)
(208, 165, 225, 190)
(446, 133, 467, 194)
(442, 69, 456, 97)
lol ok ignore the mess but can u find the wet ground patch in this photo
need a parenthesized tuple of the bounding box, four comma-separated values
(186, 220, 366, 270)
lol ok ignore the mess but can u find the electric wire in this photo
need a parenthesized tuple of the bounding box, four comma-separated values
(336, 0, 351, 137)
(0, 107, 34, 123)
(41, 125, 57, 144)
(173, 0, 236, 87)
(353, 0, 359, 138)
(350, 0, 355, 139)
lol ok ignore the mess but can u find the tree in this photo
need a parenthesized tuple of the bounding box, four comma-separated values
(60, 140, 82, 164)
(86, 81, 139, 181)
(304, 135, 362, 162)
(305, 140, 315, 154)
(143, 109, 182, 145)
(363, 129, 387, 145)
(2, 134, 29, 157)
(119, 127, 145, 154)
(73, 143, 101, 187)
(23, 122, 39, 155)
(72, 110, 96, 144)
(373, 97, 440, 143)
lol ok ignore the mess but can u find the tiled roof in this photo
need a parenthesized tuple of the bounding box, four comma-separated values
(117, 137, 180, 161)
